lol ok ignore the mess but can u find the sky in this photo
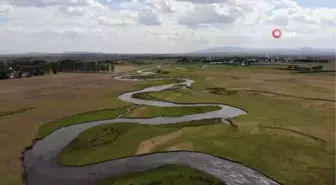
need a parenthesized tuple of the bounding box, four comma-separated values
(0, 0, 335, 54)
(296, 0, 335, 8)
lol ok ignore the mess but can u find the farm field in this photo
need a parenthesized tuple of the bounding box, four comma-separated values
(0, 63, 335, 185)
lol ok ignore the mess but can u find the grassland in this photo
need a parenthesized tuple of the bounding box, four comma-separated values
(0, 107, 34, 119)
(0, 64, 158, 185)
(145, 65, 336, 185)
(98, 165, 225, 185)
(37, 104, 220, 139)
(122, 105, 221, 118)
(37, 108, 128, 139)
(1, 63, 335, 185)
(60, 64, 335, 185)
(132, 78, 183, 89)
(59, 119, 222, 166)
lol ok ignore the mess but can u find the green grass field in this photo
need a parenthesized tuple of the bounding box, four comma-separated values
(133, 78, 184, 89)
(58, 119, 222, 166)
(98, 165, 225, 185)
(37, 104, 220, 140)
(37, 108, 127, 139)
(122, 105, 221, 118)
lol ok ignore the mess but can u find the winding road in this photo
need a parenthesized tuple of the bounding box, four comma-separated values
(22, 69, 281, 185)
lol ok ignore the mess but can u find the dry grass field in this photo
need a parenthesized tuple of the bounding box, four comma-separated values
(153, 65, 335, 145)
(143, 65, 336, 185)
(0, 65, 140, 185)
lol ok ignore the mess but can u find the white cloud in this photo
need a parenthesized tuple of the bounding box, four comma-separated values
(146, 0, 175, 13)
(3, 0, 104, 8)
(175, 0, 229, 4)
(97, 15, 136, 26)
(265, 12, 289, 25)
(137, 8, 162, 25)
(0, 0, 335, 53)
(178, 4, 242, 27)
(0, 4, 14, 14)
(59, 5, 87, 16)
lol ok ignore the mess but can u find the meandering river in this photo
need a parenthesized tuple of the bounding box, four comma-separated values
(22, 69, 281, 185)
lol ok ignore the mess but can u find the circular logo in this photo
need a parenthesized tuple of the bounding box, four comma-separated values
(272, 29, 282, 39)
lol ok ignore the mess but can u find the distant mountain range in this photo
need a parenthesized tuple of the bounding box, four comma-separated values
(192, 47, 336, 56)
(1, 47, 335, 58)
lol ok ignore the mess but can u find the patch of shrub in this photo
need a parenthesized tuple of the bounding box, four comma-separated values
(132, 92, 163, 101)
(206, 87, 238, 96)
(312, 65, 323, 71)
(157, 69, 169, 74)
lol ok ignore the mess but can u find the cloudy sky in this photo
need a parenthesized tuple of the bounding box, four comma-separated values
(0, 0, 335, 54)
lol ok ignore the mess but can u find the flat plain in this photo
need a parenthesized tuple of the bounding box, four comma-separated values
(0, 65, 141, 184)
(0, 63, 335, 185)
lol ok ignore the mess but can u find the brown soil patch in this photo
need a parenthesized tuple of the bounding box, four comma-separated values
(124, 107, 147, 117)
(114, 65, 137, 73)
(166, 142, 194, 151)
(249, 127, 260, 134)
(136, 129, 183, 155)
(300, 101, 335, 112)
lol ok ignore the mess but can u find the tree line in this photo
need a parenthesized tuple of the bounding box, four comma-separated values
(0, 59, 115, 80)
(294, 59, 329, 63)
(286, 64, 324, 71)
